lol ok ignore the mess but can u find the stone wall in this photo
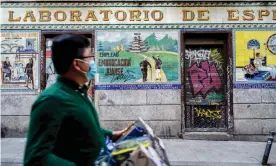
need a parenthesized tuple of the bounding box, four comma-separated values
(1, 89, 276, 141)
(1, 89, 183, 138)
(1, 95, 37, 137)
(233, 89, 276, 141)
(96, 90, 182, 137)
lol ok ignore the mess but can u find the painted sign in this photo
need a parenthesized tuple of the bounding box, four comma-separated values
(235, 30, 276, 87)
(2, 6, 276, 25)
(96, 31, 180, 89)
(0, 31, 40, 92)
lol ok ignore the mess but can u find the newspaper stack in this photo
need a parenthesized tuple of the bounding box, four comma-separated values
(95, 117, 170, 166)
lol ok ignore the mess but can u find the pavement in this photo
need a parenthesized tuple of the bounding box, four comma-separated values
(1, 138, 276, 166)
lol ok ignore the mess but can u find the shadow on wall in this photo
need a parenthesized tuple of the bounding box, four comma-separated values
(1, 125, 27, 138)
(99, 92, 115, 105)
(162, 125, 172, 139)
(1, 126, 8, 138)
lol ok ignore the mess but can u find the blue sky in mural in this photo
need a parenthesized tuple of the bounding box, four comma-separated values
(96, 31, 179, 53)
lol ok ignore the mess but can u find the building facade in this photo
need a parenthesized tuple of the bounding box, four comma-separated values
(1, 0, 276, 141)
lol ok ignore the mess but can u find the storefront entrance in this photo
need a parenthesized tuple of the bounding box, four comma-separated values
(181, 31, 233, 132)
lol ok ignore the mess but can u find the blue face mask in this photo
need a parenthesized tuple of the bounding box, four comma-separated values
(86, 61, 97, 80)
(78, 60, 97, 81)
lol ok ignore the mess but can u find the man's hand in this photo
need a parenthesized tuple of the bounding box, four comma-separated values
(112, 128, 128, 137)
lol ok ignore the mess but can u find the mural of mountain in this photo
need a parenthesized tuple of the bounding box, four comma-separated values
(97, 32, 178, 52)
(144, 33, 178, 52)
(159, 34, 178, 52)
(143, 33, 161, 51)
(98, 37, 129, 51)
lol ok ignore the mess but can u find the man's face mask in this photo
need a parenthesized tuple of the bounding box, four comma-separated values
(76, 59, 97, 81)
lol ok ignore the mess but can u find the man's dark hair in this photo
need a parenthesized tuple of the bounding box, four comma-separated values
(51, 34, 90, 75)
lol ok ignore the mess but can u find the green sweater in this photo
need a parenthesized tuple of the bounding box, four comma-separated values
(24, 76, 112, 166)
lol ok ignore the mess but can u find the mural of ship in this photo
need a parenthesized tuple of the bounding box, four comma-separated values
(128, 33, 149, 53)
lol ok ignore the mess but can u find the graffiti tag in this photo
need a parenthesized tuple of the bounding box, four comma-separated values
(206, 93, 224, 102)
(189, 61, 222, 96)
(185, 49, 211, 66)
(195, 107, 222, 120)
(110, 69, 136, 83)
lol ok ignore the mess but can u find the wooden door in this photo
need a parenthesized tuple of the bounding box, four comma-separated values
(183, 32, 229, 131)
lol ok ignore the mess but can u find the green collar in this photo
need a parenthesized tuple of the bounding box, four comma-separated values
(57, 76, 89, 94)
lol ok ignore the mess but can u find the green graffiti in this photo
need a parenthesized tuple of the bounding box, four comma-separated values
(206, 93, 224, 102)
(211, 48, 224, 71)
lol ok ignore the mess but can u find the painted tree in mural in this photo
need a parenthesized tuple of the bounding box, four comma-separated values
(98, 42, 104, 51)
(159, 34, 172, 51)
(128, 33, 149, 53)
(144, 33, 159, 51)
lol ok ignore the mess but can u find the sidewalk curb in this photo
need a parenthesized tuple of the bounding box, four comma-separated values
(2, 139, 276, 166)
(169, 161, 276, 166)
(3, 160, 276, 166)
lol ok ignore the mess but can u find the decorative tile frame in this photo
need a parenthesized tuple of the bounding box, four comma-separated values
(1, 1, 276, 30)
(1, 2, 276, 89)
(1, 24, 276, 30)
(1, 2, 276, 7)
(94, 29, 181, 90)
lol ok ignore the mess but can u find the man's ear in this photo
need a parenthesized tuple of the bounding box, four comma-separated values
(73, 59, 81, 71)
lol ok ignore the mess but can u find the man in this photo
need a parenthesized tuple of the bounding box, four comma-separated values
(3, 57, 12, 82)
(45, 61, 56, 88)
(140, 57, 152, 82)
(25, 58, 34, 89)
(16, 63, 25, 81)
(254, 52, 276, 79)
(152, 55, 162, 81)
(24, 34, 126, 166)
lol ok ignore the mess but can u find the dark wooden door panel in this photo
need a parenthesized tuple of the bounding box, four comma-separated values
(184, 44, 228, 130)
(184, 45, 226, 106)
